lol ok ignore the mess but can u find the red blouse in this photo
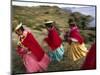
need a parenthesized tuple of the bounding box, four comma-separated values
(44, 27, 62, 51)
(19, 30, 45, 61)
(68, 26, 84, 44)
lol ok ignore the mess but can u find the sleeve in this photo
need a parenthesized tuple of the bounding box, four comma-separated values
(16, 45, 26, 58)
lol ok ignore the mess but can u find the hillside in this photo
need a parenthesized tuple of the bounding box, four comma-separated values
(12, 5, 96, 73)
(12, 6, 71, 31)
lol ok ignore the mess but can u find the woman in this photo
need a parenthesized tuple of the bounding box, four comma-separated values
(81, 42, 96, 69)
(15, 23, 51, 73)
(67, 23, 88, 61)
(43, 21, 64, 62)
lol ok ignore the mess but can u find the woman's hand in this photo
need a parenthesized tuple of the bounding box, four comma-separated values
(27, 51, 31, 54)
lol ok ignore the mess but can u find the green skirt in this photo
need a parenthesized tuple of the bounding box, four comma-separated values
(49, 44, 64, 62)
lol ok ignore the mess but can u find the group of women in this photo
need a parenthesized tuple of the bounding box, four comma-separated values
(14, 21, 96, 73)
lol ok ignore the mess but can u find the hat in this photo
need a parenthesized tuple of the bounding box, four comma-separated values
(15, 22, 22, 31)
(45, 21, 54, 24)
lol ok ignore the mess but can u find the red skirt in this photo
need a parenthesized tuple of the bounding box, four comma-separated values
(22, 53, 51, 73)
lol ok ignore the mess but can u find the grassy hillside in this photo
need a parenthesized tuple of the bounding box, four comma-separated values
(12, 6, 71, 31)
(12, 6, 96, 74)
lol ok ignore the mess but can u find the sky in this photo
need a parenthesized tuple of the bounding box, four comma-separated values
(70, 7, 96, 17)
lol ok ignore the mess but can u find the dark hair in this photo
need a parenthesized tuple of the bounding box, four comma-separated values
(68, 18, 75, 24)
(70, 23, 76, 27)
(45, 23, 53, 28)
(20, 26, 24, 32)
(15, 26, 24, 35)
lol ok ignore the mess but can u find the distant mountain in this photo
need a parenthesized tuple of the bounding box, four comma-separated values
(62, 7, 95, 17)
(89, 19, 96, 27)
(61, 7, 96, 27)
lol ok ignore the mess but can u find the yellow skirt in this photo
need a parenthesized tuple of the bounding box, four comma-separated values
(69, 42, 88, 61)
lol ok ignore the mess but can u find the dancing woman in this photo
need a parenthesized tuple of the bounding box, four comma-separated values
(81, 42, 96, 69)
(66, 23, 88, 61)
(43, 21, 64, 62)
(15, 23, 51, 73)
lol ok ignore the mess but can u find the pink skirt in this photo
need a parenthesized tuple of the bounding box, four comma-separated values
(22, 53, 51, 73)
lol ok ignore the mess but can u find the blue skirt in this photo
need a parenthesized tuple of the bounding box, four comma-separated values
(49, 44, 64, 62)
